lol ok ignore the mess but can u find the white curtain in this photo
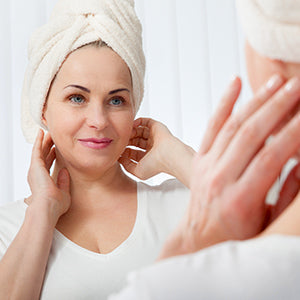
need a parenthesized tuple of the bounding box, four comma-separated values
(0, 0, 251, 204)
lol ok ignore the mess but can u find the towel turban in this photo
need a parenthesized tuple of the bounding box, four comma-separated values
(236, 0, 300, 63)
(21, 0, 145, 143)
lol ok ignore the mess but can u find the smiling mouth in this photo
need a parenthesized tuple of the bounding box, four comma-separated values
(78, 138, 113, 149)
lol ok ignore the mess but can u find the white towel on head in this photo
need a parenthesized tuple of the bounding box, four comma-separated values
(236, 0, 300, 63)
(21, 0, 145, 143)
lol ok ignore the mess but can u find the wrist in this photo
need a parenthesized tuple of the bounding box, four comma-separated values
(161, 137, 188, 174)
(26, 199, 61, 229)
(161, 137, 195, 187)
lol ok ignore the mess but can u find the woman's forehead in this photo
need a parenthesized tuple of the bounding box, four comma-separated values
(55, 46, 132, 88)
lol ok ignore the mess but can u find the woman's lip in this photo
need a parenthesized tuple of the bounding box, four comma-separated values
(78, 138, 113, 150)
(78, 138, 113, 143)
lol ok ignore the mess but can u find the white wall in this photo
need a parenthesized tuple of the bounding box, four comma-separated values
(0, 0, 252, 204)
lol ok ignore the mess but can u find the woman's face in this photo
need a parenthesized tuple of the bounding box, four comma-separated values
(43, 46, 134, 174)
(245, 40, 278, 93)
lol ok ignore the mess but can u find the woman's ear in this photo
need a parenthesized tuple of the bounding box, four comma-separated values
(42, 112, 48, 128)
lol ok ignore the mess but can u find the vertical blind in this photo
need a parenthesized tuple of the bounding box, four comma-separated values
(0, 0, 251, 204)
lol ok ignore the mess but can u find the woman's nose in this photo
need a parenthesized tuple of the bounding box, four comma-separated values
(86, 103, 109, 130)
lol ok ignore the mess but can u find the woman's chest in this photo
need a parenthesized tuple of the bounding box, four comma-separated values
(55, 197, 138, 254)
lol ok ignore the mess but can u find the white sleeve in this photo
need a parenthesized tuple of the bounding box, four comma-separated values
(109, 235, 300, 300)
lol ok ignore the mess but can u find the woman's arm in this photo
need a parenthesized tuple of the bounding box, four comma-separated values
(119, 118, 195, 188)
(0, 130, 71, 300)
(0, 204, 57, 300)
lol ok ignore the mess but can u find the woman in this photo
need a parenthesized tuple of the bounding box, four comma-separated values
(0, 1, 195, 299)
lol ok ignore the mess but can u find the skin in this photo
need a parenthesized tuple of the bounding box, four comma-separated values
(245, 40, 300, 92)
(44, 46, 135, 180)
(119, 117, 195, 186)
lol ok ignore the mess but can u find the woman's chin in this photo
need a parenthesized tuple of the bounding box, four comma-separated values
(72, 160, 119, 177)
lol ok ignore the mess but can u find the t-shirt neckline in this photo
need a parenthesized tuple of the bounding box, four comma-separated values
(23, 181, 147, 259)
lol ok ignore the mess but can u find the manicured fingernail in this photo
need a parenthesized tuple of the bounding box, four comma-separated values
(285, 77, 300, 94)
(266, 74, 283, 90)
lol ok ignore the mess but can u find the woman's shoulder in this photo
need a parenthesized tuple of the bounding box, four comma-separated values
(138, 178, 190, 208)
(0, 198, 27, 211)
(138, 178, 189, 194)
(0, 199, 27, 254)
(0, 199, 27, 226)
(137, 179, 190, 229)
(117, 235, 300, 300)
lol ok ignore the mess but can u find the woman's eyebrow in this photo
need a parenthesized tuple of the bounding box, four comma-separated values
(109, 88, 130, 95)
(64, 85, 130, 95)
(64, 85, 91, 93)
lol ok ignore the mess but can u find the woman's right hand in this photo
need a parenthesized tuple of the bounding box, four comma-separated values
(26, 129, 71, 226)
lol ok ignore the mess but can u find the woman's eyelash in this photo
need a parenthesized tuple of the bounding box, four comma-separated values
(69, 95, 85, 104)
(109, 96, 126, 106)
(67, 95, 127, 106)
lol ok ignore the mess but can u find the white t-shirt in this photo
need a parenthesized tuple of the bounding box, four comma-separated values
(110, 235, 300, 300)
(0, 179, 189, 299)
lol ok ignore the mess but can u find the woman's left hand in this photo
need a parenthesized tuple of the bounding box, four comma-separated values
(158, 75, 300, 260)
(119, 118, 195, 187)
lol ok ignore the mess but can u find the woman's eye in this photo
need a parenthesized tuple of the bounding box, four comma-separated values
(69, 95, 85, 104)
(109, 97, 124, 106)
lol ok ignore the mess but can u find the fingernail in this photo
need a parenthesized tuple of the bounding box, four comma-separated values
(266, 74, 283, 90)
(285, 77, 300, 94)
(230, 75, 238, 84)
(227, 75, 240, 93)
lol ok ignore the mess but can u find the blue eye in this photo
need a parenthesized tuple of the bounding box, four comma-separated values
(69, 95, 85, 104)
(110, 97, 124, 106)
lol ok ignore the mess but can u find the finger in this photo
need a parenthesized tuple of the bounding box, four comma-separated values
(57, 168, 70, 193)
(239, 110, 300, 203)
(271, 101, 300, 135)
(31, 129, 44, 162)
(131, 119, 153, 139)
(129, 137, 148, 150)
(45, 147, 56, 171)
(269, 163, 300, 223)
(199, 76, 241, 154)
(42, 132, 54, 159)
(131, 126, 150, 140)
(133, 117, 155, 129)
(218, 77, 300, 181)
(210, 74, 285, 158)
(121, 148, 146, 163)
(118, 156, 138, 175)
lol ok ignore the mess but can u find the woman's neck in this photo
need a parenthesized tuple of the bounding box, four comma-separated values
(52, 160, 136, 210)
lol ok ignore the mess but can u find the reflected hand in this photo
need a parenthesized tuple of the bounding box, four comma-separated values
(159, 75, 300, 259)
